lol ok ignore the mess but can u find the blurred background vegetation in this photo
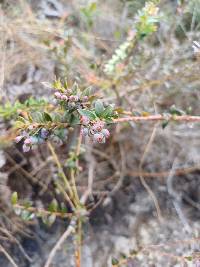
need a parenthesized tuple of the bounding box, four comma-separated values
(1, 0, 200, 266)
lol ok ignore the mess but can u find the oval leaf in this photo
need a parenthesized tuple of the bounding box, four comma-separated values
(95, 100, 104, 117)
(78, 109, 96, 120)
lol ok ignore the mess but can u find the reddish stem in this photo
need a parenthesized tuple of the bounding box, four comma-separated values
(113, 114, 200, 123)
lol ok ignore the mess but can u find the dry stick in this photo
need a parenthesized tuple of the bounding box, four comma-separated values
(71, 169, 80, 206)
(72, 133, 82, 204)
(47, 142, 75, 207)
(80, 143, 96, 205)
(0, 227, 33, 263)
(44, 222, 75, 267)
(0, 244, 19, 267)
(45, 135, 83, 267)
(75, 219, 82, 267)
(139, 123, 162, 222)
(74, 134, 84, 267)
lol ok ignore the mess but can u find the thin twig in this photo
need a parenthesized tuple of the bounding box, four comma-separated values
(47, 142, 74, 200)
(44, 220, 76, 267)
(113, 114, 200, 123)
(0, 244, 19, 267)
(0, 227, 33, 263)
(139, 123, 162, 221)
(13, 204, 73, 218)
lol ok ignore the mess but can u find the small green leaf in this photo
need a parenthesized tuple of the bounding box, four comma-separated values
(23, 201, 32, 209)
(11, 192, 18, 205)
(71, 82, 79, 94)
(31, 112, 44, 123)
(60, 202, 68, 213)
(81, 86, 92, 97)
(43, 112, 52, 122)
(169, 105, 185, 116)
(70, 114, 80, 125)
(89, 2, 97, 12)
(78, 109, 96, 120)
(42, 214, 56, 226)
(48, 199, 58, 212)
(21, 210, 35, 221)
(47, 214, 56, 226)
(102, 105, 114, 118)
(14, 120, 25, 129)
(17, 116, 27, 124)
(95, 100, 104, 117)
(111, 258, 119, 265)
(162, 120, 169, 129)
(120, 252, 127, 259)
(185, 256, 192, 261)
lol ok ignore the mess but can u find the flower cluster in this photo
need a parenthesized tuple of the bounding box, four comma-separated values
(80, 116, 110, 143)
(15, 127, 65, 152)
(15, 128, 50, 152)
(14, 80, 116, 152)
(54, 89, 88, 110)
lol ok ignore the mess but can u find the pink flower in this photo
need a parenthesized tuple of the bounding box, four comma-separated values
(101, 129, 110, 138)
(80, 116, 90, 125)
(93, 133, 105, 143)
(15, 135, 23, 143)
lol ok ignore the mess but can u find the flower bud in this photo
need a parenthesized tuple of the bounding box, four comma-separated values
(101, 128, 110, 138)
(61, 95, 68, 101)
(69, 95, 79, 102)
(24, 138, 32, 146)
(51, 136, 63, 146)
(93, 133, 105, 143)
(68, 102, 76, 109)
(81, 128, 89, 137)
(92, 121, 105, 132)
(54, 91, 62, 99)
(80, 116, 90, 125)
(28, 125, 37, 130)
(15, 135, 23, 143)
(66, 89, 72, 95)
(40, 128, 49, 139)
(82, 96, 89, 102)
(22, 144, 31, 153)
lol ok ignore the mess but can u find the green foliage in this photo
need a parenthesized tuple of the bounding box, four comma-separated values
(104, 0, 161, 76)
(11, 192, 18, 205)
(14, 80, 117, 152)
(80, 2, 97, 27)
(0, 97, 48, 120)
(48, 199, 58, 212)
